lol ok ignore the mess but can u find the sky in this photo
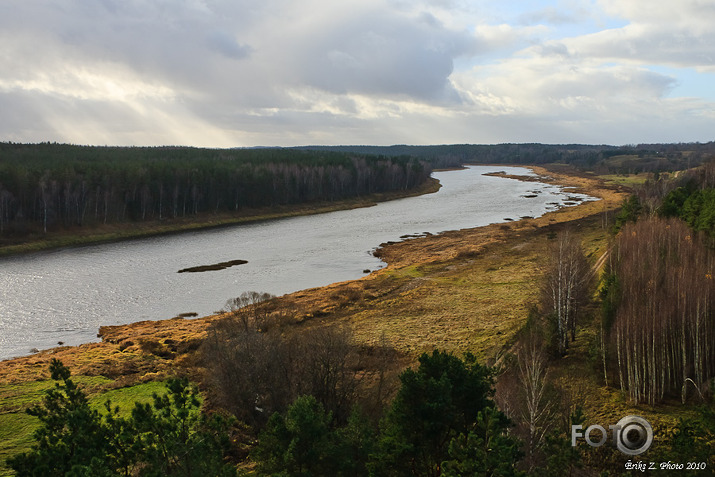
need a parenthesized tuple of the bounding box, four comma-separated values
(0, 0, 714, 147)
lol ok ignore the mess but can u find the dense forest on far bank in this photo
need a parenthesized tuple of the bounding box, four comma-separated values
(300, 141, 715, 174)
(4, 141, 713, 245)
(0, 143, 431, 240)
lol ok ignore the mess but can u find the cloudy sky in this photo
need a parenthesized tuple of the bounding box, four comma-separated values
(1, 0, 713, 147)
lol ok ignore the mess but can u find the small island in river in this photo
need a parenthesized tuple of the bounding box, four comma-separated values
(177, 259, 248, 273)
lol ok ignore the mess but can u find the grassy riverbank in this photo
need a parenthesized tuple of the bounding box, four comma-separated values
(0, 177, 441, 257)
(4, 165, 694, 474)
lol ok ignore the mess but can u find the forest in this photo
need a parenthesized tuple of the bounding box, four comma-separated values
(0, 143, 431, 238)
(301, 141, 715, 174)
(3, 141, 713, 242)
(598, 160, 715, 405)
(485, 158, 715, 471)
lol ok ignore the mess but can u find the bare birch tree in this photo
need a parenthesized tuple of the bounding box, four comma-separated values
(609, 217, 715, 404)
(517, 335, 554, 471)
(540, 230, 591, 355)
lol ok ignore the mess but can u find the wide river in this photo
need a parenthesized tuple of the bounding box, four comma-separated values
(0, 166, 593, 360)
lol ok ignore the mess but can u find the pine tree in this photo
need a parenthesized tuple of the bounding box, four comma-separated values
(372, 351, 499, 477)
(7, 359, 126, 476)
(8, 361, 237, 477)
(442, 407, 524, 477)
(253, 395, 337, 476)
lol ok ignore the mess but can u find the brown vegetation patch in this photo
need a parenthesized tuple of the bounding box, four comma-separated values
(177, 259, 248, 273)
(0, 164, 627, 400)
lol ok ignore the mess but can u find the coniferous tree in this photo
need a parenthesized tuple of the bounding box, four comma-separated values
(8, 359, 121, 476)
(8, 361, 237, 477)
(442, 407, 524, 477)
(0, 144, 432, 237)
(372, 351, 499, 477)
(130, 378, 237, 477)
(253, 395, 338, 476)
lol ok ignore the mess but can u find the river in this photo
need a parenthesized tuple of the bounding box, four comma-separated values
(0, 166, 593, 360)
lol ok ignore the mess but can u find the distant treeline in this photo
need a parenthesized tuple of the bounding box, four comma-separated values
(0, 143, 430, 236)
(299, 142, 715, 174)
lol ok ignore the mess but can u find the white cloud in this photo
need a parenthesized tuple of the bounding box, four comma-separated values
(564, 0, 715, 69)
(0, 0, 712, 146)
(598, 0, 715, 27)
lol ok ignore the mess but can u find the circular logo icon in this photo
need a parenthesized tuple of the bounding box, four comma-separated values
(615, 415, 653, 455)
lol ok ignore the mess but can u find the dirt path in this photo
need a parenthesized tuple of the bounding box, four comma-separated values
(590, 249, 610, 279)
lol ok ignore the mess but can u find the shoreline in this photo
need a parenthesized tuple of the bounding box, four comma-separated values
(0, 164, 636, 477)
(0, 177, 442, 258)
(0, 164, 627, 374)
(373, 164, 624, 270)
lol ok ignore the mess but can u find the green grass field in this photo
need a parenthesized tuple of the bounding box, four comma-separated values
(0, 379, 166, 476)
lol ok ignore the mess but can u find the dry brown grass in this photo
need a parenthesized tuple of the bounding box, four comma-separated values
(0, 164, 627, 392)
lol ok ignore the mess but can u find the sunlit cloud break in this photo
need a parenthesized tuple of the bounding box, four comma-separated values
(0, 0, 713, 147)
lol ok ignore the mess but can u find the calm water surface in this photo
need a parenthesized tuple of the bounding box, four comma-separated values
(0, 166, 593, 360)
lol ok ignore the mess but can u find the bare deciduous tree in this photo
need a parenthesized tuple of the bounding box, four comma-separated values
(203, 300, 380, 425)
(609, 217, 715, 404)
(540, 230, 592, 356)
(223, 291, 275, 332)
(517, 333, 554, 471)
